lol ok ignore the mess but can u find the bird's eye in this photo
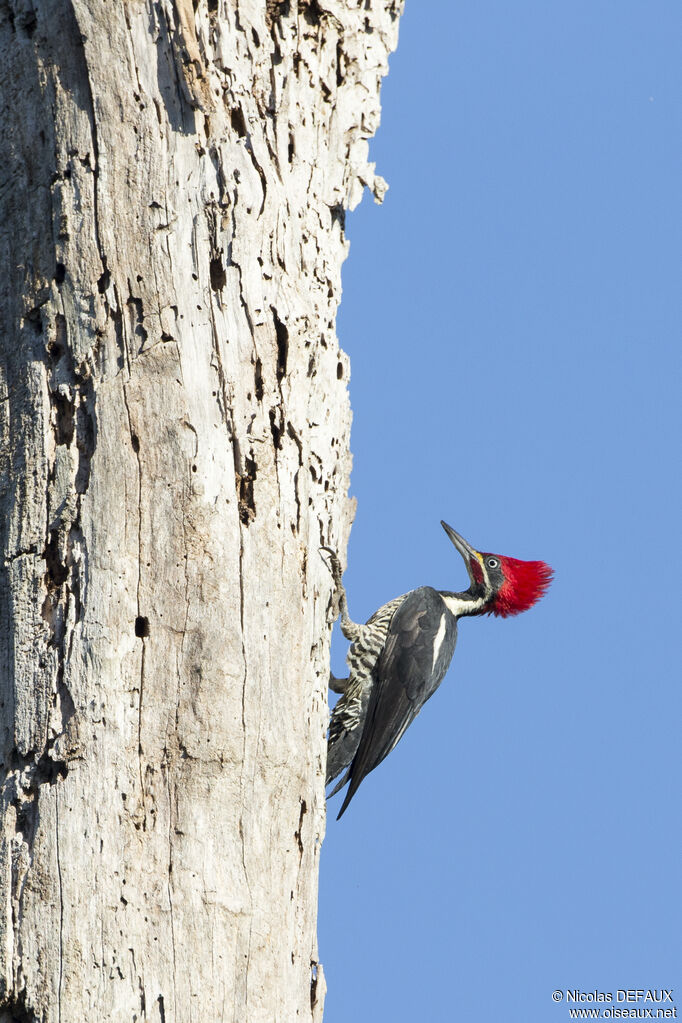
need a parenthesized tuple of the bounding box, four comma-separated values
(487, 557, 499, 569)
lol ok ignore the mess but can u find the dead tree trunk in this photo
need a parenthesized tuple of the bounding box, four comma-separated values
(0, 1, 401, 1020)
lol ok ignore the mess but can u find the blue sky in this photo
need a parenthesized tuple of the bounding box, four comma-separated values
(319, 2, 681, 1021)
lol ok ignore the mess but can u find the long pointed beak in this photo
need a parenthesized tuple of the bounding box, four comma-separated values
(440, 520, 482, 585)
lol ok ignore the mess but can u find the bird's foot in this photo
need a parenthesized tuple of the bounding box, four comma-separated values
(319, 546, 343, 590)
(319, 545, 362, 641)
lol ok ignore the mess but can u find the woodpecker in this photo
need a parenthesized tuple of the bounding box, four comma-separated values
(323, 521, 553, 819)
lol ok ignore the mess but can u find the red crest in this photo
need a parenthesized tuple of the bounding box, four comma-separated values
(485, 556, 553, 617)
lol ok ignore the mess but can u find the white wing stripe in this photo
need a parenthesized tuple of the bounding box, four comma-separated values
(431, 613, 447, 673)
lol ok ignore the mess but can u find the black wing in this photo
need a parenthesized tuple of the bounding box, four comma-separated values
(336, 587, 457, 818)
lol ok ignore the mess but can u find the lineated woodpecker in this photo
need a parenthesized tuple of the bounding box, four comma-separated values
(323, 521, 553, 819)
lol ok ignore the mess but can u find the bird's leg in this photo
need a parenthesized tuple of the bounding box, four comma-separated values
(319, 546, 363, 642)
(329, 672, 350, 694)
(320, 548, 355, 694)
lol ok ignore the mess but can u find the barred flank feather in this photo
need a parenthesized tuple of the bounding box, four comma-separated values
(325, 594, 407, 787)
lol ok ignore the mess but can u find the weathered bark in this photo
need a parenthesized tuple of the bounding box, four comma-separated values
(0, 1, 401, 1020)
